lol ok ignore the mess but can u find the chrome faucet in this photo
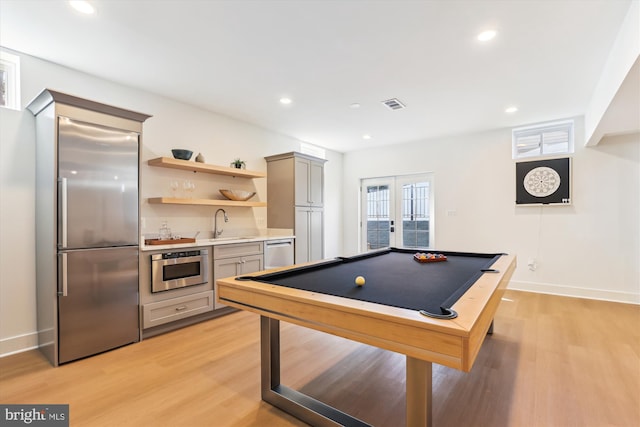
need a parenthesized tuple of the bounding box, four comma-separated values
(214, 208, 228, 238)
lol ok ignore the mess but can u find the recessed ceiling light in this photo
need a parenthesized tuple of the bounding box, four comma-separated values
(349, 103, 361, 109)
(279, 97, 292, 105)
(362, 134, 372, 140)
(477, 30, 497, 42)
(68, 1, 95, 14)
(505, 106, 518, 113)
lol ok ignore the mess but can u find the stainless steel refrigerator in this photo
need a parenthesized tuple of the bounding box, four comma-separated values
(28, 89, 151, 366)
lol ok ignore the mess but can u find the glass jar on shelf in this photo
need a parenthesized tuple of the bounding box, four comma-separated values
(159, 221, 171, 240)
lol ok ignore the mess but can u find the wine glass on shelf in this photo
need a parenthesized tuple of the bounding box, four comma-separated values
(169, 180, 179, 198)
(183, 180, 196, 199)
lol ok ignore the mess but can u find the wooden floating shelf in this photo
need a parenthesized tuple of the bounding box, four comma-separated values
(148, 157, 266, 178)
(148, 197, 267, 207)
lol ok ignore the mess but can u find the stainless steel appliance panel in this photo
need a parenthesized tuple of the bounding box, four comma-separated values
(151, 249, 209, 292)
(58, 117, 139, 249)
(58, 246, 139, 364)
(265, 239, 295, 269)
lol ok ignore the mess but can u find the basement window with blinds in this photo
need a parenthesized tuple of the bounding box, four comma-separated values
(0, 51, 21, 110)
(512, 120, 574, 159)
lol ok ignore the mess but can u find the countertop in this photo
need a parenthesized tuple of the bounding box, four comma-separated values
(140, 235, 295, 252)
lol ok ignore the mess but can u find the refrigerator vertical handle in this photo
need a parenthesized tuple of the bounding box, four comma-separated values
(58, 177, 68, 249)
(58, 253, 68, 297)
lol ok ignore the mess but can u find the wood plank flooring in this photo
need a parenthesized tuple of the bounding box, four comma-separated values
(1, 290, 638, 427)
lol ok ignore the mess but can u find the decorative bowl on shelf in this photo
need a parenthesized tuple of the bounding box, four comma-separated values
(171, 149, 193, 160)
(219, 189, 256, 201)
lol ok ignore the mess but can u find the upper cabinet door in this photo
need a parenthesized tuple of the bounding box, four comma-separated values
(294, 158, 311, 206)
(309, 161, 324, 207)
(294, 157, 324, 207)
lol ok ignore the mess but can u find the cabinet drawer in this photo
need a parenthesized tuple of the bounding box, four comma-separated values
(143, 290, 214, 329)
(214, 241, 263, 258)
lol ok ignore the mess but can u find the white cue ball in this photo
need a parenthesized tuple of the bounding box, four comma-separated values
(355, 276, 365, 286)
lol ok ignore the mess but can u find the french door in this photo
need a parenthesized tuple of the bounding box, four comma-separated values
(361, 174, 434, 251)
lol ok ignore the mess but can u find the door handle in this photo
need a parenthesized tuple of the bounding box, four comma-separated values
(58, 253, 68, 296)
(58, 177, 68, 249)
(266, 242, 292, 248)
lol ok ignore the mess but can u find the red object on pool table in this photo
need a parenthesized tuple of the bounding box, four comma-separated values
(413, 252, 448, 263)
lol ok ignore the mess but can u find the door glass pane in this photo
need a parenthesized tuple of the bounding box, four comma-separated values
(366, 185, 390, 250)
(401, 182, 430, 248)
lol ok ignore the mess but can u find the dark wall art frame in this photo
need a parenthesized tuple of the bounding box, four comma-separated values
(515, 157, 571, 205)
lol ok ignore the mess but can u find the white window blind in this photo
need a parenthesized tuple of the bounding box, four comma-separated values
(0, 51, 21, 110)
(512, 120, 574, 159)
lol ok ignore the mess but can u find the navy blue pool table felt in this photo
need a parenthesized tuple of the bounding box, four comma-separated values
(237, 248, 503, 319)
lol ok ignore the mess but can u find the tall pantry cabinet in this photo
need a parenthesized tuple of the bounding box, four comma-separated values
(265, 152, 327, 263)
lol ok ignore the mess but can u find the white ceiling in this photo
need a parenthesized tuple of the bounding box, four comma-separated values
(0, 0, 633, 152)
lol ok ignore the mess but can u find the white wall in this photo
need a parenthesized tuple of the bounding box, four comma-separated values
(0, 106, 37, 356)
(585, 0, 640, 146)
(0, 49, 343, 356)
(343, 120, 640, 303)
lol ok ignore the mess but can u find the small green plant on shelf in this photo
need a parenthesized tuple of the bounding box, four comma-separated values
(230, 158, 246, 169)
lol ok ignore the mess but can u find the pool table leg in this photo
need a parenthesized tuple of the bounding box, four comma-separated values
(260, 316, 433, 426)
(261, 315, 280, 391)
(260, 316, 371, 427)
(406, 356, 433, 427)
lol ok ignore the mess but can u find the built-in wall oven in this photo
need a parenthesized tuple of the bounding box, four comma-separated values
(151, 249, 209, 293)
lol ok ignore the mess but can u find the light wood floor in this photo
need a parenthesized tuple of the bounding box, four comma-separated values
(1, 290, 638, 427)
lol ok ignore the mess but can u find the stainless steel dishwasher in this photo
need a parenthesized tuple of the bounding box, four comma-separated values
(264, 238, 294, 269)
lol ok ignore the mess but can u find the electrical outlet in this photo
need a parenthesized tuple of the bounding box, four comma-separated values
(527, 258, 537, 271)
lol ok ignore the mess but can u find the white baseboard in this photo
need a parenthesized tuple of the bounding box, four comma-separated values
(0, 331, 38, 358)
(509, 280, 640, 304)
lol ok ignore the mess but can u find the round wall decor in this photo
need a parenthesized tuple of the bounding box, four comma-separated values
(523, 166, 561, 197)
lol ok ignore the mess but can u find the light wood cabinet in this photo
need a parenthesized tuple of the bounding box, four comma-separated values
(265, 152, 326, 264)
(213, 242, 264, 309)
(142, 291, 214, 329)
(294, 207, 324, 263)
(140, 247, 217, 337)
(294, 156, 325, 206)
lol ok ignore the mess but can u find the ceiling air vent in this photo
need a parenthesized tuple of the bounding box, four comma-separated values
(381, 98, 406, 110)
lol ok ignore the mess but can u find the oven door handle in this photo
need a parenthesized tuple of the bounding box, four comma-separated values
(152, 255, 206, 265)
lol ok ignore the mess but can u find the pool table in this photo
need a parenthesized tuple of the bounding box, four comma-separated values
(217, 248, 516, 427)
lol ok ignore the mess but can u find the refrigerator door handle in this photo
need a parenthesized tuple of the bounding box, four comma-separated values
(58, 177, 68, 249)
(58, 253, 68, 297)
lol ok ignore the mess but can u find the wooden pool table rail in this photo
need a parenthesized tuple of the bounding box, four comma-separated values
(217, 253, 516, 372)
